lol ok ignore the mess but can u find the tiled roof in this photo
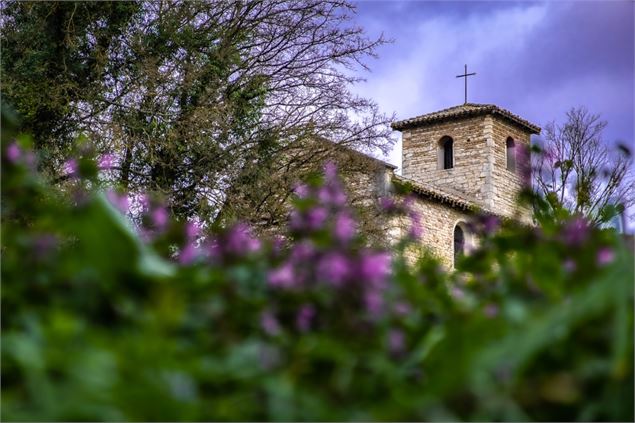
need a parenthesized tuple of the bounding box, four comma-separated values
(339, 145, 397, 170)
(392, 175, 480, 212)
(391, 103, 541, 134)
(316, 137, 398, 170)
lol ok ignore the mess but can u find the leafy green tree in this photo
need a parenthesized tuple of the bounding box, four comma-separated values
(0, 1, 140, 175)
(1, 0, 394, 226)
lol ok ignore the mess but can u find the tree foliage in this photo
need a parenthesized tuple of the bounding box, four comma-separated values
(0, 1, 140, 173)
(1, 0, 394, 224)
(532, 107, 634, 226)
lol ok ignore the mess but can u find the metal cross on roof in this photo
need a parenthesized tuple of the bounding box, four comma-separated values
(456, 64, 476, 104)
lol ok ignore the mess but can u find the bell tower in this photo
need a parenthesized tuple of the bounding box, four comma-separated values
(391, 103, 540, 217)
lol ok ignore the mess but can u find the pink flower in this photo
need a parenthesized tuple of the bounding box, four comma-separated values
(484, 303, 499, 318)
(561, 217, 589, 246)
(407, 211, 423, 240)
(24, 151, 36, 169)
(318, 184, 347, 206)
(152, 207, 169, 229)
(261, 310, 281, 336)
(563, 258, 576, 273)
(185, 221, 200, 239)
(393, 301, 411, 316)
(290, 241, 315, 263)
(596, 247, 615, 266)
(293, 183, 310, 199)
(357, 251, 391, 287)
(32, 234, 58, 260)
(106, 189, 129, 214)
(225, 223, 260, 255)
(290, 208, 329, 232)
(365, 289, 384, 316)
(5, 142, 21, 163)
(98, 154, 115, 170)
(317, 252, 351, 286)
(324, 161, 338, 181)
(289, 210, 303, 230)
(296, 304, 316, 332)
(388, 329, 405, 355)
(179, 243, 198, 264)
(333, 212, 356, 243)
(306, 207, 328, 230)
(450, 286, 465, 300)
(268, 262, 295, 288)
(138, 194, 151, 210)
(63, 159, 78, 177)
(379, 196, 397, 212)
(480, 214, 500, 235)
(271, 235, 285, 255)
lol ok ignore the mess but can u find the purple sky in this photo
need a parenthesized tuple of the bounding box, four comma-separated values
(349, 1, 634, 168)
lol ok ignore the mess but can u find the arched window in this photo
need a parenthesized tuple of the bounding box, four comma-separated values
(453, 224, 465, 266)
(506, 137, 516, 172)
(439, 136, 454, 170)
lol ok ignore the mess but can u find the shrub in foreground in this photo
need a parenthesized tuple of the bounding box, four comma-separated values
(1, 126, 633, 421)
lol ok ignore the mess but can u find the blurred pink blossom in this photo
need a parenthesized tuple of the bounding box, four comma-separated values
(296, 304, 316, 332)
(484, 303, 499, 318)
(98, 154, 115, 170)
(596, 247, 615, 266)
(358, 251, 391, 286)
(379, 196, 397, 212)
(388, 329, 405, 355)
(317, 252, 351, 286)
(106, 189, 129, 214)
(179, 243, 197, 264)
(333, 212, 356, 243)
(408, 211, 423, 240)
(561, 217, 589, 246)
(365, 289, 384, 316)
(185, 221, 200, 239)
(290, 240, 315, 263)
(63, 159, 78, 177)
(306, 207, 328, 230)
(563, 258, 576, 273)
(5, 142, 21, 163)
(393, 301, 411, 316)
(152, 207, 169, 229)
(268, 262, 295, 288)
(324, 161, 338, 181)
(261, 310, 281, 336)
(225, 223, 261, 255)
(293, 183, 310, 199)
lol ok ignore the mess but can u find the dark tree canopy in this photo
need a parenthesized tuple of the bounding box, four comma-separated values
(1, 0, 394, 226)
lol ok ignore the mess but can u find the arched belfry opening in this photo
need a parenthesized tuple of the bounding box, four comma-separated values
(506, 137, 516, 172)
(438, 136, 454, 170)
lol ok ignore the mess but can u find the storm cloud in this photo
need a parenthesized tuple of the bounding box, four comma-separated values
(350, 1, 634, 167)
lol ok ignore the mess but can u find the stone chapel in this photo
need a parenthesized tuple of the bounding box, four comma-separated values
(375, 103, 541, 267)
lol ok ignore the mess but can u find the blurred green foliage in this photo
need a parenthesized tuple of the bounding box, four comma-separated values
(1, 109, 633, 421)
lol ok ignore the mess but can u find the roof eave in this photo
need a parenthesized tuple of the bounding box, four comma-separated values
(391, 109, 541, 134)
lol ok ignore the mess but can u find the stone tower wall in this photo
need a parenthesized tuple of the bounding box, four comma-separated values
(488, 116, 532, 218)
(401, 114, 534, 218)
(401, 116, 489, 206)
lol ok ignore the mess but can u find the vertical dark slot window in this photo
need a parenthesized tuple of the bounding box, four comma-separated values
(506, 137, 516, 172)
(454, 224, 464, 266)
(443, 137, 453, 169)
